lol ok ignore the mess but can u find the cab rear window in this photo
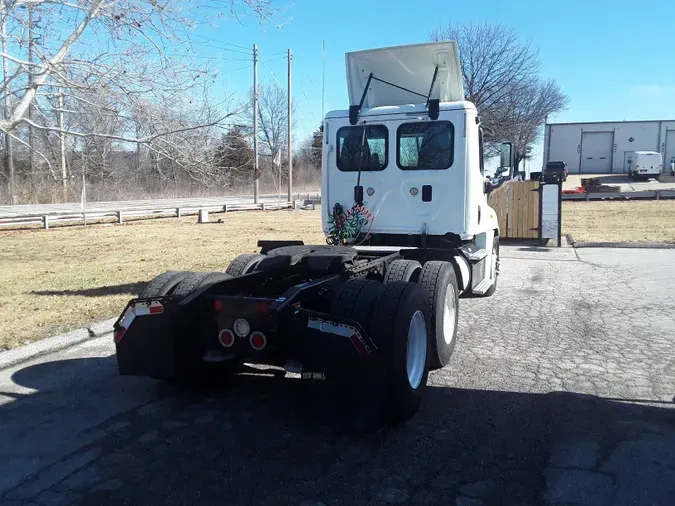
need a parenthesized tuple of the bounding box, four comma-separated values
(397, 121, 454, 170)
(336, 125, 388, 171)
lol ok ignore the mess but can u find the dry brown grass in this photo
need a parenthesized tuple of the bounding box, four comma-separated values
(0, 209, 325, 350)
(563, 200, 675, 244)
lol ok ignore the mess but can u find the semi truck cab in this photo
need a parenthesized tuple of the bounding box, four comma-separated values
(322, 42, 502, 292)
(113, 41, 503, 428)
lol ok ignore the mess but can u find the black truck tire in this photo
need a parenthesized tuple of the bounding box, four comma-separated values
(371, 281, 430, 424)
(332, 278, 384, 330)
(226, 253, 265, 277)
(139, 270, 190, 298)
(384, 259, 422, 283)
(170, 271, 236, 386)
(480, 237, 499, 297)
(171, 271, 232, 300)
(418, 261, 459, 370)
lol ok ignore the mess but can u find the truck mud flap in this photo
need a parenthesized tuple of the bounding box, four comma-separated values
(292, 311, 378, 374)
(114, 298, 182, 378)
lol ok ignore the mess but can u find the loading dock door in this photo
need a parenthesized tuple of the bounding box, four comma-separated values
(666, 130, 675, 172)
(580, 131, 613, 173)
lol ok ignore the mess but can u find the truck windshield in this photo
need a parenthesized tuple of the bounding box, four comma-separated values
(397, 121, 454, 170)
(337, 125, 388, 171)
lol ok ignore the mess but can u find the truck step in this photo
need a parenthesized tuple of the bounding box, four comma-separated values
(463, 248, 488, 261)
(471, 276, 494, 295)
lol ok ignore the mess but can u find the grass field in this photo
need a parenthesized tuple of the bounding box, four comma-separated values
(2, 200, 673, 350)
(563, 200, 675, 244)
(0, 209, 325, 350)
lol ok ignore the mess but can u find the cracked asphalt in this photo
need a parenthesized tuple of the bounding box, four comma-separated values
(0, 246, 673, 506)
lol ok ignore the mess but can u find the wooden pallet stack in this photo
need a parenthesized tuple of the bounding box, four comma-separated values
(580, 178, 621, 193)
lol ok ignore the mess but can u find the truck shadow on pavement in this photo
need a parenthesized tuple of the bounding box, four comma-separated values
(3, 356, 675, 505)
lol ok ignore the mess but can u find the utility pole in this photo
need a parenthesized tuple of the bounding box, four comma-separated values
(252, 44, 259, 204)
(287, 48, 293, 202)
(1, 10, 15, 203)
(81, 149, 87, 226)
(28, 5, 35, 175)
(57, 89, 68, 201)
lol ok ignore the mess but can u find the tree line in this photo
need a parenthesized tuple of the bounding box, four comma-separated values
(0, 0, 566, 205)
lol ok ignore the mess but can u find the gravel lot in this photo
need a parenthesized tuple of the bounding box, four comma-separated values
(0, 246, 673, 505)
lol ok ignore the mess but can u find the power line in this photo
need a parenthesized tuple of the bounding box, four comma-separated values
(260, 56, 287, 65)
(177, 54, 252, 62)
(185, 40, 253, 56)
(223, 63, 254, 74)
(186, 35, 253, 53)
(303, 71, 318, 89)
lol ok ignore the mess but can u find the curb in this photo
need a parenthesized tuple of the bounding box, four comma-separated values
(572, 241, 675, 249)
(0, 317, 116, 371)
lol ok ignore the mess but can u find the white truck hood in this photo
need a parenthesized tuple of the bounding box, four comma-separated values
(345, 41, 465, 108)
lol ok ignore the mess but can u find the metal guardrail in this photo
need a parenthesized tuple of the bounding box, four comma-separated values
(562, 190, 675, 201)
(0, 192, 322, 229)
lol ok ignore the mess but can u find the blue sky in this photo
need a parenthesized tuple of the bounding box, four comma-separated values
(196, 0, 675, 168)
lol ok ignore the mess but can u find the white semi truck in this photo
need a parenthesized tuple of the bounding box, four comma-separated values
(113, 41, 504, 426)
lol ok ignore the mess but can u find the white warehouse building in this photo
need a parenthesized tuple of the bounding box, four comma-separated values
(542, 119, 675, 174)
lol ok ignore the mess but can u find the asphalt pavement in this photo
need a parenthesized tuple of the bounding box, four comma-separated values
(0, 246, 673, 505)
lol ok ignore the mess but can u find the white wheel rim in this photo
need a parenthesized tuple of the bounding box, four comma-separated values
(442, 287, 457, 345)
(406, 310, 427, 389)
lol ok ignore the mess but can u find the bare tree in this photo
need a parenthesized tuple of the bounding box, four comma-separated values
(240, 81, 297, 192)
(500, 79, 569, 169)
(214, 124, 254, 189)
(430, 22, 568, 170)
(292, 125, 321, 189)
(243, 82, 294, 159)
(0, 0, 277, 202)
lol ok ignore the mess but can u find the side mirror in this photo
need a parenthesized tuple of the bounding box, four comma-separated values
(500, 142, 514, 171)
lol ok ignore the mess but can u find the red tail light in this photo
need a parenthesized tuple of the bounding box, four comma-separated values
(218, 329, 235, 348)
(213, 300, 224, 312)
(250, 331, 266, 351)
